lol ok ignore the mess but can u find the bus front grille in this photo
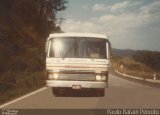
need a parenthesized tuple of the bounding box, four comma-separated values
(58, 73, 96, 81)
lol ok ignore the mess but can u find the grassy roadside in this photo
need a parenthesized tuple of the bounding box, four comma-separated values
(0, 71, 45, 105)
(111, 56, 160, 80)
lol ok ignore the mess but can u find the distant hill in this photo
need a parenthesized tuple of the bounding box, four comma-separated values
(112, 48, 137, 57)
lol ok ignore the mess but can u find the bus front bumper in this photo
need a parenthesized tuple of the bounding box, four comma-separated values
(46, 80, 107, 88)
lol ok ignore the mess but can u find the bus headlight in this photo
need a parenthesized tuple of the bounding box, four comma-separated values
(53, 73, 59, 79)
(48, 73, 54, 79)
(96, 75, 102, 80)
(96, 75, 106, 81)
(48, 73, 59, 79)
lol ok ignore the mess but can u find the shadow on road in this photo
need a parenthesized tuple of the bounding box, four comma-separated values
(53, 89, 104, 97)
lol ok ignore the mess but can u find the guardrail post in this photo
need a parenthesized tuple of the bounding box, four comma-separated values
(153, 73, 157, 80)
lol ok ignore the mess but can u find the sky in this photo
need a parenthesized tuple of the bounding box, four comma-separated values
(59, 0, 160, 51)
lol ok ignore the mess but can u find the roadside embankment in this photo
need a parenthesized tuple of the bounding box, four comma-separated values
(114, 70, 160, 84)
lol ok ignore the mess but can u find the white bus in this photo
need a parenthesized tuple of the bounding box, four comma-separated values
(45, 33, 111, 96)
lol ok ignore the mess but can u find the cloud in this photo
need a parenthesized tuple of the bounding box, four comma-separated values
(62, 10, 152, 34)
(141, 1, 160, 10)
(61, 1, 160, 50)
(61, 19, 98, 33)
(83, 5, 89, 10)
(109, 1, 143, 13)
(62, 1, 159, 33)
(92, 3, 107, 11)
(140, 1, 160, 15)
(99, 15, 116, 23)
(91, 1, 142, 12)
(110, 1, 129, 12)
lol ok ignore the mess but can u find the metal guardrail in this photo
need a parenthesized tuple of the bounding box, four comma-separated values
(114, 70, 160, 84)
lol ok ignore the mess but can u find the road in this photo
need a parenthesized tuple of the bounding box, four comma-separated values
(1, 73, 160, 109)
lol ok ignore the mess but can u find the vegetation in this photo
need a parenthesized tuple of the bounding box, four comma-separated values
(111, 51, 160, 80)
(132, 51, 160, 72)
(0, 0, 67, 104)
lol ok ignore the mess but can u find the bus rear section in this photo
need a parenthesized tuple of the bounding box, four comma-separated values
(45, 33, 111, 96)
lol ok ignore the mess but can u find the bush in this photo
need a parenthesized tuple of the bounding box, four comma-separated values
(112, 56, 154, 79)
(0, 71, 45, 104)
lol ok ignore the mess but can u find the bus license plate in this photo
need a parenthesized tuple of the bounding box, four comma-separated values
(72, 85, 81, 89)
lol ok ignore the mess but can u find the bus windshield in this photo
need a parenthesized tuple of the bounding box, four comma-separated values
(49, 37, 107, 59)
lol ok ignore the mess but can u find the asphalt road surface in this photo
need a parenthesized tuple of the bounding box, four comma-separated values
(1, 73, 160, 110)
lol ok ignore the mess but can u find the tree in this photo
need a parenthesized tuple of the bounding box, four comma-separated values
(0, 0, 68, 88)
(132, 51, 160, 72)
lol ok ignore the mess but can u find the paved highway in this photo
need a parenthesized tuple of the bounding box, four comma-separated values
(1, 73, 160, 109)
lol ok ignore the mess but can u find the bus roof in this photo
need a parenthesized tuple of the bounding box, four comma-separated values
(48, 33, 108, 40)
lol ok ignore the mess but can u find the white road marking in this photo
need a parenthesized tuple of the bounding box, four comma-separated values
(0, 87, 47, 108)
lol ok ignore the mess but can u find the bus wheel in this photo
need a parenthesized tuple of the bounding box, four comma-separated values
(96, 88, 105, 97)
